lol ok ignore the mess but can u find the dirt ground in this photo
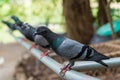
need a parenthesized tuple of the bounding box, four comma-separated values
(0, 43, 27, 80)
(0, 42, 66, 80)
(1, 40, 120, 80)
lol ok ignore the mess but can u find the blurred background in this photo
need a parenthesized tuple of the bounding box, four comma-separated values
(0, 0, 120, 44)
(1, 0, 120, 80)
(0, 0, 64, 43)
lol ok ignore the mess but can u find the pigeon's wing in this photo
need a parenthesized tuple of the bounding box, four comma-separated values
(16, 25, 35, 41)
(34, 35, 50, 48)
(56, 38, 84, 59)
(85, 47, 109, 67)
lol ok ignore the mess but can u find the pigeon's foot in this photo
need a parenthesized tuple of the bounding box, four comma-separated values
(21, 37, 27, 42)
(29, 44, 37, 51)
(59, 61, 74, 77)
(59, 64, 71, 77)
(40, 50, 50, 59)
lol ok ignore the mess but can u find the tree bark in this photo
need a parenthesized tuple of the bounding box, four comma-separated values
(63, 0, 94, 44)
(98, 0, 108, 26)
(103, 0, 117, 39)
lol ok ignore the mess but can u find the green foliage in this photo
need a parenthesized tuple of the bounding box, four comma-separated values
(91, 1, 120, 29)
(116, 0, 120, 2)
(0, 0, 63, 26)
(0, 0, 64, 43)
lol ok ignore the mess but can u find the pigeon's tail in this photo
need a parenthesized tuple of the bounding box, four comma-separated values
(11, 15, 21, 22)
(96, 60, 108, 67)
(2, 20, 10, 26)
(87, 52, 109, 67)
(11, 15, 23, 26)
(2, 20, 16, 30)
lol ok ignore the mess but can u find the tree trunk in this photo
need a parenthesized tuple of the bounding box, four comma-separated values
(98, 0, 108, 26)
(63, 0, 94, 44)
(103, 0, 117, 39)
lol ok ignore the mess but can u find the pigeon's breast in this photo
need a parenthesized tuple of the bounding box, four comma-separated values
(56, 38, 84, 59)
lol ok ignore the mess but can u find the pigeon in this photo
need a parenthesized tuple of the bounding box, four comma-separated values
(34, 27, 109, 75)
(17, 23, 50, 49)
(2, 20, 16, 31)
(11, 15, 50, 49)
(11, 16, 34, 41)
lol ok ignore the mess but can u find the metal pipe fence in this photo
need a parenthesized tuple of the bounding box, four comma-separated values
(64, 57, 120, 71)
(11, 33, 100, 80)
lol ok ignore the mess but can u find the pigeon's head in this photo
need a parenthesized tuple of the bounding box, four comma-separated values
(34, 26, 50, 36)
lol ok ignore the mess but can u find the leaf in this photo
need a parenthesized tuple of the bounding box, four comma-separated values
(116, 0, 120, 2)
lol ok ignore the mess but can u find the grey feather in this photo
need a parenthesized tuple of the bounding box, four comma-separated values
(56, 38, 84, 59)
(34, 35, 50, 48)
(16, 24, 50, 48)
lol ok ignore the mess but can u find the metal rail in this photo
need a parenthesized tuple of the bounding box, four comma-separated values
(65, 57, 120, 71)
(11, 34, 100, 80)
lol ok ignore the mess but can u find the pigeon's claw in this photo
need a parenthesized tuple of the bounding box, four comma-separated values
(21, 37, 27, 43)
(59, 64, 71, 77)
(59, 61, 74, 77)
(40, 50, 50, 59)
(29, 44, 37, 51)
